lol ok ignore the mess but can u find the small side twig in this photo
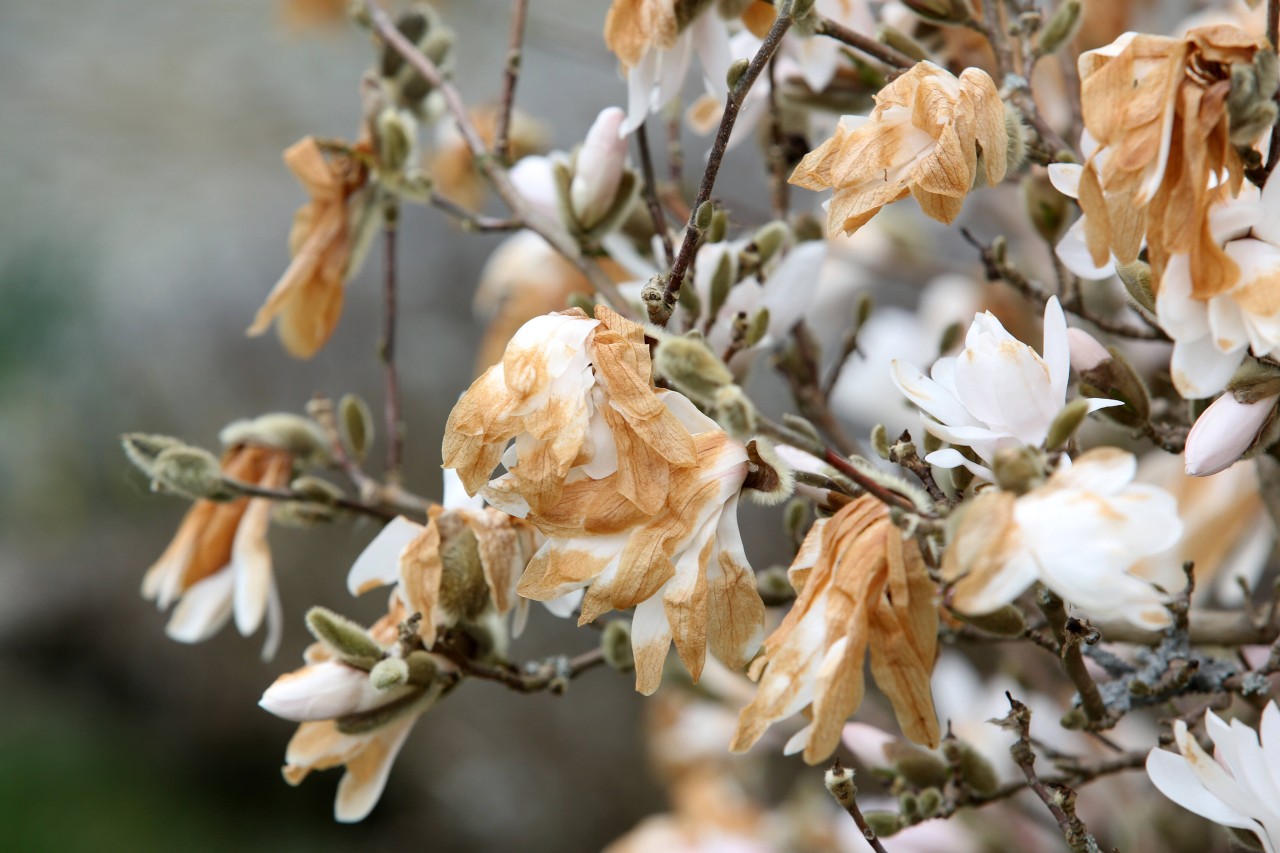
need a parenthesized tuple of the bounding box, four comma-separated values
(635, 121, 674, 268)
(380, 205, 404, 483)
(492, 0, 530, 164)
(1039, 589, 1110, 726)
(815, 15, 916, 71)
(825, 761, 890, 853)
(437, 639, 607, 695)
(429, 192, 522, 232)
(1003, 693, 1099, 853)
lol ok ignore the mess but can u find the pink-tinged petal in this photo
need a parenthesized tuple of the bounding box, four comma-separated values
(166, 566, 236, 644)
(507, 156, 559, 223)
(1170, 336, 1244, 400)
(1185, 393, 1279, 477)
(570, 107, 629, 228)
(1066, 327, 1111, 372)
(347, 517, 424, 596)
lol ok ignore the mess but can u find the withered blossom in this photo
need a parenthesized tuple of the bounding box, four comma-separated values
(732, 495, 940, 764)
(143, 443, 293, 659)
(443, 306, 765, 693)
(247, 136, 372, 358)
(790, 61, 1007, 236)
(1075, 26, 1265, 293)
(273, 598, 453, 823)
(343, 493, 538, 647)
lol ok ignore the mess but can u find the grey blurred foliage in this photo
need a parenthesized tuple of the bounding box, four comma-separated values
(0, 1, 734, 849)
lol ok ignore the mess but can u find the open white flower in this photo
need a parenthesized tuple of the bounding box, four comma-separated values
(1157, 173, 1280, 398)
(891, 297, 1120, 480)
(943, 448, 1182, 629)
(1147, 703, 1280, 853)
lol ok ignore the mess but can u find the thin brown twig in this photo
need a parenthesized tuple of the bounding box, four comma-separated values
(815, 15, 916, 70)
(1268, 0, 1280, 176)
(1039, 590, 1110, 726)
(380, 206, 404, 483)
(428, 191, 522, 232)
(361, 2, 633, 315)
(765, 55, 790, 220)
(493, 0, 530, 164)
(438, 644, 607, 694)
(221, 477, 401, 523)
(1004, 693, 1098, 852)
(657, 11, 795, 320)
(635, 121, 674, 268)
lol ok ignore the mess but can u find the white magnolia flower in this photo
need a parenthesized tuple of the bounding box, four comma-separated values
(1047, 134, 1118, 281)
(891, 296, 1120, 480)
(1147, 703, 1280, 853)
(1184, 391, 1279, 476)
(259, 659, 409, 722)
(571, 106, 630, 229)
(943, 448, 1182, 629)
(1157, 173, 1280, 398)
(605, 0, 731, 136)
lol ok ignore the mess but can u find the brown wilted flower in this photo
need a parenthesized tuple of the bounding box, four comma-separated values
(343, 496, 539, 648)
(143, 443, 293, 658)
(1075, 26, 1265, 296)
(247, 136, 373, 359)
(443, 306, 765, 693)
(731, 495, 940, 764)
(790, 61, 1007, 236)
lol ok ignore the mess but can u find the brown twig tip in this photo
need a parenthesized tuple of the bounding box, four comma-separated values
(825, 761, 891, 853)
(1005, 693, 1099, 853)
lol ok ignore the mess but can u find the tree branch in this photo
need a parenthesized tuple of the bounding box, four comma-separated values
(493, 0, 529, 165)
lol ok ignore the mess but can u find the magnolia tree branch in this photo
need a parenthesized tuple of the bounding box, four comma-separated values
(221, 476, 402, 523)
(493, 0, 530, 164)
(825, 762, 891, 853)
(635, 121, 674, 267)
(380, 206, 404, 483)
(361, 1, 633, 315)
(437, 640, 608, 694)
(428, 191, 522, 232)
(814, 15, 916, 70)
(656, 10, 795, 321)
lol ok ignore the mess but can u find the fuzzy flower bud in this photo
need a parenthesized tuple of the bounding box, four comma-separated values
(259, 660, 389, 722)
(570, 107, 629, 229)
(1184, 392, 1280, 476)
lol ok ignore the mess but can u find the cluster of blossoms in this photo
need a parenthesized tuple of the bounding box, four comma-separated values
(122, 0, 1280, 848)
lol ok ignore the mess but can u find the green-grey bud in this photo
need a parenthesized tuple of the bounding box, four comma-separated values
(871, 423, 891, 460)
(339, 393, 375, 462)
(898, 791, 920, 821)
(955, 604, 1027, 637)
(885, 741, 950, 788)
(151, 446, 230, 501)
(306, 607, 383, 670)
(1228, 358, 1280, 404)
(756, 565, 795, 606)
(938, 320, 963, 355)
(752, 220, 790, 263)
(714, 384, 758, 439)
(220, 414, 328, 462)
(271, 501, 337, 527)
(863, 811, 905, 838)
(1116, 261, 1155, 313)
(1004, 103, 1029, 176)
(900, 0, 970, 24)
(782, 414, 824, 451)
(653, 335, 734, 403)
(1036, 0, 1081, 55)
(602, 620, 634, 672)
(917, 787, 943, 818)
(707, 208, 729, 244)
(992, 446, 1045, 495)
(945, 740, 999, 795)
(745, 307, 770, 348)
(122, 433, 187, 477)
(404, 650, 440, 686)
(877, 24, 929, 62)
(1078, 347, 1151, 427)
(369, 656, 410, 690)
(336, 689, 433, 735)
(694, 199, 716, 231)
(726, 58, 750, 90)
(376, 108, 416, 174)
(1045, 397, 1092, 451)
(708, 251, 735, 318)
(783, 498, 809, 546)
(438, 525, 491, 623)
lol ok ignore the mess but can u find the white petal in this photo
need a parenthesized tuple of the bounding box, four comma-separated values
(1042, 297, 1069, 408)
(1170, 336, 1244, 400)
(165, 566, 236, 644)
(232, 496, 274, 637)
(1046, 163, 1082, 198)
(1147, 748, 1260, 834)
(334, 714, 417, 823)
(347, 517, 425, 597)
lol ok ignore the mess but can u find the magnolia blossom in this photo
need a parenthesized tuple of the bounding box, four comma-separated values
(732, 495, 939, 764)
(267, 598, 453, 823)
(343, 481, 539, 647)
(443, 306, 765, 693)
(247, 136, 373, 358)
(1074, 26, 1264, 289)
(143, 442, 292, 659)
(605, 0, 731, 135)
(1147, 703, 1280, 852)
(1156, 173, 1280, 398)
(1184, 391, 1279, 476)
(891, 297, 1120, 480)
(943, 448, 1182, 629)
(790, 61, 1007, 235)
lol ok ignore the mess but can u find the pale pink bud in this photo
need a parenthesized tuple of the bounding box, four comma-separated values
(1184, 392, 1279, 477)
(259, 660, 386, 722)
(570, 106, 628, 228)
(1066, 327, 1111, 373)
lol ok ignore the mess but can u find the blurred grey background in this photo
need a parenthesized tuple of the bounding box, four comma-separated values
(0, 1, 730, 849)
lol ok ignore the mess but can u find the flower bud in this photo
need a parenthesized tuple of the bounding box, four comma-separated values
(707, 208, 729, 243)
(694, 199, 716, 230)
(653, 334, 734, 403)
(1036, 0, 1081, 55)
(259, 660, 386, 721)
(863, 811, 905, 838)
(1184, 392, 1280, 477)
(339, 393, 375, 461)
(1227, 357, 1280, 403)
(756, 565, 795, 605)
(726, 58, 750, 90)
(876, 25, 929, 62)
(900, 0, 970, 24)
(1229, 49, 1279, 147)
(438, 523, 491, 624)
(601, 620, 634, 672)
(1021, 172, 1069, 243)
(1004, 103, 1028, 176)
(1076, 346, 1150, 427)
(369, 656, 410, 691)
(305, 607, 383, 670)
(151, 446, 230, 501)
(992, 446, 1045, 495)
(871, 424, 891, 460)
(783, 499, 809, 546)
(943, 739, 999, 795)
(121, 433, 187, 477)
(917, 787, 943, 818)
(1045, 398, 1091, 451)
(714, 384, 758, 439)
(752, 220, 791, 263)
(744, 307, 770, 348)
(952, 603, 1027, 637)
(1116, 261, 1155, 313)
(376, 107, 416, 174)
(1066, 328, 1110, 373)
(707, 251, 735, 318)
(220, 414, 328, 462)
(743, 438, 795, 505)
(570, 107, 629, 230)
(885, 742, 949, 788)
